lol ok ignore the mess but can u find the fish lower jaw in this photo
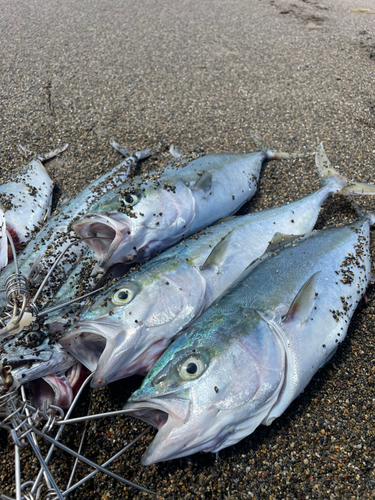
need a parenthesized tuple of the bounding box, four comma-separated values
(140, 415, 214, 465)
(131, 409, 188, 465)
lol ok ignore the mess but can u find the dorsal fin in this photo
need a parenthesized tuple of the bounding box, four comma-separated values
(315, 143, 375, 195)
(283, 271, 321, 325)
(193, 171, 213, 195)
(265, 232, 299, 253)
(200, 230, 234, 274)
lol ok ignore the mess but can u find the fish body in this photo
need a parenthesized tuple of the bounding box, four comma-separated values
(124, 216, 372, 464)
(0, 159, 54, 244)
(61, 170, 345, 388)
(73, 149, 300, 270)
(41, 245, 105, 329)
(0, 159, 54, 270)
(0, 150, 149, 313)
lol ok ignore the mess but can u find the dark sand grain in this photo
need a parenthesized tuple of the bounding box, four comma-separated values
(1, 0, 375, 498)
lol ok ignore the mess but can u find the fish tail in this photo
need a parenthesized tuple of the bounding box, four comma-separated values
(266, 150, 315, 161)
(316, 143, 375, 195)
(247, 129, 314, 160)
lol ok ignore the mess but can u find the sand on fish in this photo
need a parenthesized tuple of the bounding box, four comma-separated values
(1, 0, 375, 498)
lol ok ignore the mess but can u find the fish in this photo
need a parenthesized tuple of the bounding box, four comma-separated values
(40, 245, 105, 331)
(0, 329, 79, 408)
(0, 157, 54, 269)
(123, 214, 373, 465)
(60, 145, 375, 388)
(73, 146, 310, 271)
(0, 147, 150, 321)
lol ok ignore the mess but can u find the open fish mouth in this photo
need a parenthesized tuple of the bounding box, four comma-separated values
(30, 373, 73, 410)
(60, 319, 158, 387)
(126, 395, 190, 426)
(73, 214, 132, 266)
(124, 395, 193, 465)
(60, 319, 122, 376)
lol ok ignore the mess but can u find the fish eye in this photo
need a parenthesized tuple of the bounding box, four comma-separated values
(179, 356, 205, 381)
(121, 193, 139, 207)
(112, 288, 135, 305)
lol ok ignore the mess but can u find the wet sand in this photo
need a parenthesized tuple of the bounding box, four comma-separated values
(1, 0, 375, 498)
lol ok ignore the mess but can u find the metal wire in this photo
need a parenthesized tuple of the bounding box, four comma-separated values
(0, 371, 155, 498)
(0, 148, 156, 499)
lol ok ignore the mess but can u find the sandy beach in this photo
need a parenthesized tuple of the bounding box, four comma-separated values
(1, 0, 375, 498)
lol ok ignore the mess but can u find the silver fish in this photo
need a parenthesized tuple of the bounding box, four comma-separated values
(60, 145, 375, 388)
(73, 147, 307, 270)
(0, 158, 54, 269)
(123, 214, 373, 465)
(0, 148, 150, 318)
(0, 210, 6, 270)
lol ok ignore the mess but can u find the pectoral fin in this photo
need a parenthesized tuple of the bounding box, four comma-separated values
(193, 172, 213, 196)
(200, 230, 234, 274)
(283, 271, 321, 325)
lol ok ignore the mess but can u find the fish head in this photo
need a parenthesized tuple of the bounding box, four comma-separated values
(60, 261, 207, 388)
(0, 330, 77, 395)
(123, 309, 286, 464)
(73, 178, 195, 269)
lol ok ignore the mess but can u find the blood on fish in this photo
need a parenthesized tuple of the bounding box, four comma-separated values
(6, 226, 21, 261)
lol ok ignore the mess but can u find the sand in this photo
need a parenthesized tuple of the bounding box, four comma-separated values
(1, 0, 375, 498)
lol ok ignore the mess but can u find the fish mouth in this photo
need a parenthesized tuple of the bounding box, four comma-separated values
(60, 318, 124, 387)
(60, 321, 111, 372)
(73, 214, 132, 267)
(30, 373, 73, 410)
(60, 319, 156, 387)
(126, 395, 190, 426)
(124, 395, 192, 465)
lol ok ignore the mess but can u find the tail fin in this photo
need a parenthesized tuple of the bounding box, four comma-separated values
(247, 130, 314, 160)
(268, 150, 315, 160)
(316, 143, 375, 195)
